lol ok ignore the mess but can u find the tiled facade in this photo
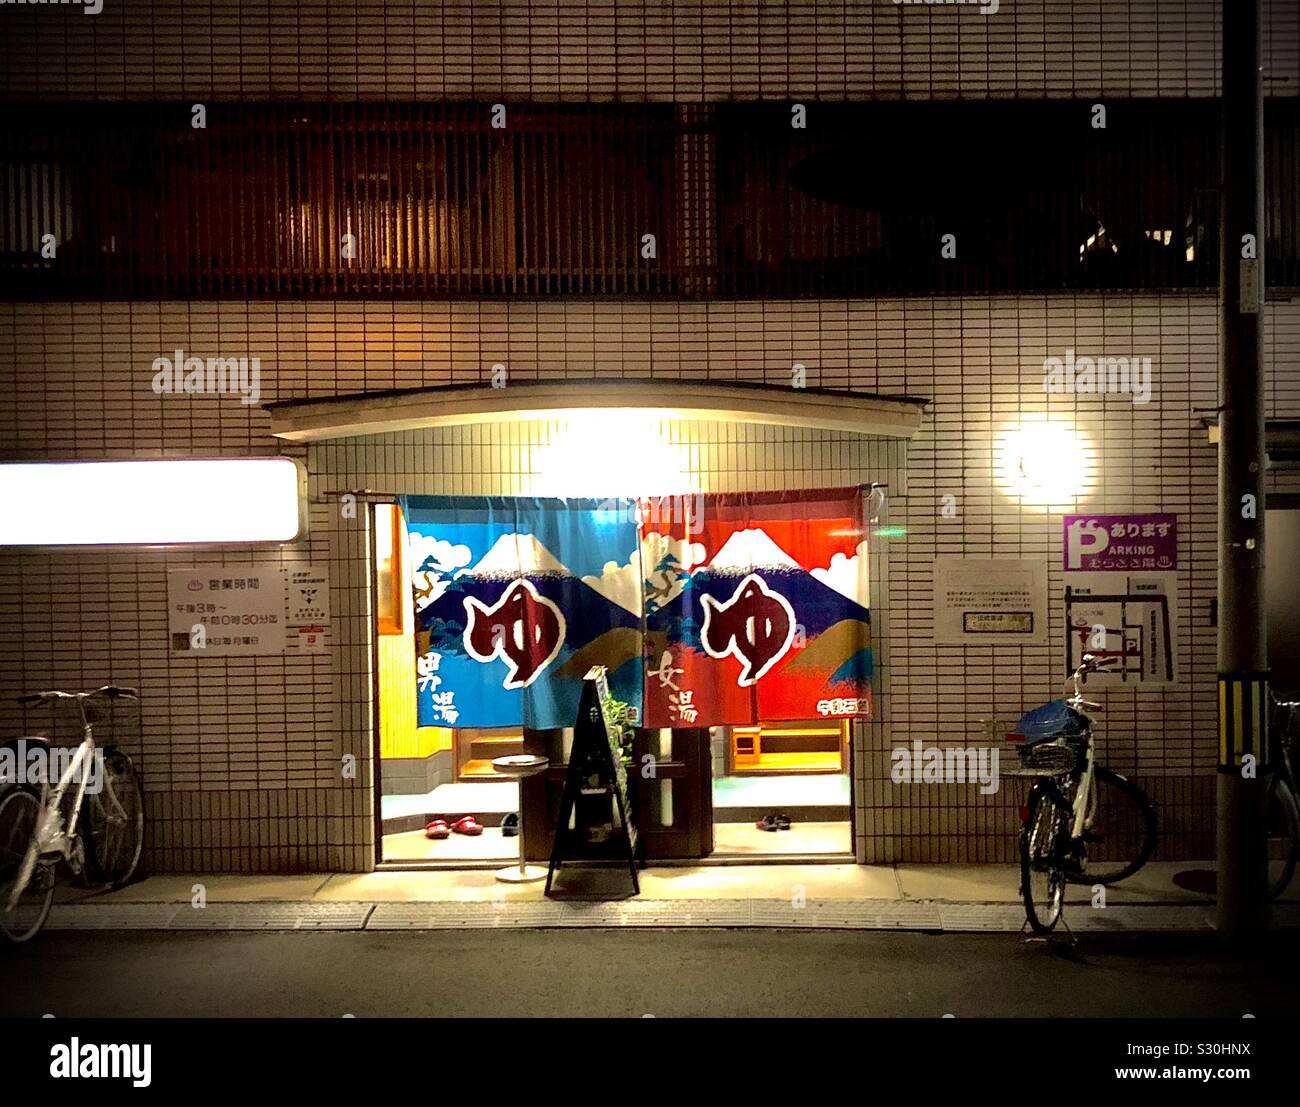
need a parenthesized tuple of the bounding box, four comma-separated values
(3, 1, 1298, 101)
(1, 2, 1298, 872)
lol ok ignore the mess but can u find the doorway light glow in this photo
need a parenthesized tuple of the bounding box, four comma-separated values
(0, 458, 302, 546)
(533, 411, 694, 497)
(995, 418, 1094, 508)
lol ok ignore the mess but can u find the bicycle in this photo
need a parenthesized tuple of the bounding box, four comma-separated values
(1266, 691, 1300, 901)
(1006, 654, 1158, 935)
(0, 685, 145, 943)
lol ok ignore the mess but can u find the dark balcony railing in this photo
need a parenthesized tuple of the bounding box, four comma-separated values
(0, 102, 685, 298)
(1, 99, 1297, 299)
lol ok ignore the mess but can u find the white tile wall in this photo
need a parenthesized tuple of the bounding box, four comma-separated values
(3, 0, 1298, 870)
(2, 295, 1297, 869)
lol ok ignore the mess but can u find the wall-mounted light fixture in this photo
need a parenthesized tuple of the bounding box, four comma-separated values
(995, 416, 1094, 508)
(0, 458, 303, 546)
(533, 411, 693, 496)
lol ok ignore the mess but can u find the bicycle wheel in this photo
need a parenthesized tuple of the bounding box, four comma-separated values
(1069, 766, 1158, 885)
(0, 787, 55, 943)
(1020, 784, 1068, 935)
(82, 748, 144, 887)
(1266, 775, 1299, 901)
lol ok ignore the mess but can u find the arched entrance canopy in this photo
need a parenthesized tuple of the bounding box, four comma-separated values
(265, 378, 927, 442)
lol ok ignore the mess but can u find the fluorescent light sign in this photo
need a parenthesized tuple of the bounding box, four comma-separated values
(0, 459, 303, 546)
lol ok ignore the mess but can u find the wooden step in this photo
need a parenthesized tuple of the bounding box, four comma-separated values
(461, 758, 503, 778)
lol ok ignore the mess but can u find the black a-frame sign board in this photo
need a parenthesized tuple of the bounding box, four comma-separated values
(545, 666, 643, 896)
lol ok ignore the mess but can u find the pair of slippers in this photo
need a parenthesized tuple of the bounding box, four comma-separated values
(425, 815, 484, 839)
(756, 812, 793, 832)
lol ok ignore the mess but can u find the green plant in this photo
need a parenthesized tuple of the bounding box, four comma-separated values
(602, 694, 635, 768)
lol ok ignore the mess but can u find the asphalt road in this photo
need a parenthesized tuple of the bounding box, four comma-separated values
(2, 929, 1295, 1018)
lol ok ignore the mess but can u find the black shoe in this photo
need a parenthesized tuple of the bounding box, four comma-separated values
(502, 812, 519, 837)
(756, 814, 780, 832)
(774, 813, 792, 831)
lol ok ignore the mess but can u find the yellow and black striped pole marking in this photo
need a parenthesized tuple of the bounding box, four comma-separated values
(1218, 671, 1270, 772)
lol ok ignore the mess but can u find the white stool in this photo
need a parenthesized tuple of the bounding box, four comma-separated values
(491, 754, 550, 883)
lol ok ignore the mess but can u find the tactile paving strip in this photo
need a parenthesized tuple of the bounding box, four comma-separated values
(45, 903, 183, 931)
(164, 903, 372, 931)
(934, 904, 1031, 932)
(366, 899, 1219, 932)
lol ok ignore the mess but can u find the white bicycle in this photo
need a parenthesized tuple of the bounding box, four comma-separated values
(0, 685, 144, 943)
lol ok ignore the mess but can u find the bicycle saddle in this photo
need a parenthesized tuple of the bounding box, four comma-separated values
(0, 735, 50, 752)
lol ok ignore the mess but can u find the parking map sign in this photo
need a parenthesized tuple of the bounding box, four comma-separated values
(1062, 514, 1179, 688)
(1064, 572, 1178, 687)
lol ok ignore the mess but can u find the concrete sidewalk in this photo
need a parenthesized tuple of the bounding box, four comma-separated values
(45, 861, 1300, 934)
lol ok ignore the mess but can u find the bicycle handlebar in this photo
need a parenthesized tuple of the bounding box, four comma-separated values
(94, 685, 139, 700)
(1078, 653, 1119, 675)
(1064, 654, 1119, 704)
(15, 685, 139, 706)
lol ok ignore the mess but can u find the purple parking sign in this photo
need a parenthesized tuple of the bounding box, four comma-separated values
(1063, 513, 1177, 572)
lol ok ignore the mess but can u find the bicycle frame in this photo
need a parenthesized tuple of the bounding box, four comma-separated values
(33, 729, 98, 866)
(1065, 668, 1102, 841)
(5, 698, 126, 913)
(1068, 730, 1096, 841)
(1017, 658, 1108, 852)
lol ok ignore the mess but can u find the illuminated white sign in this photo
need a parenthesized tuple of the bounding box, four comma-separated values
(0, 458, 302, 546)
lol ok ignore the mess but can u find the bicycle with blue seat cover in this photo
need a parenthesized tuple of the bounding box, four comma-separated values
(1006, 654, 1158, 935)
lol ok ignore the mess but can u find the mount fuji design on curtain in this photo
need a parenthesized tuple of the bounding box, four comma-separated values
(401, 487, 872, 731)
(639, 488, 872, 728)
(402, 495, 644, 730)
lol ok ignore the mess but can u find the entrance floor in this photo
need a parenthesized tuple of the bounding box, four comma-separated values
(381, 782, 516, 825)
(381, 774, 854, 862)
(381, 781, 520, 862)
(383, 826, 516, 862)
(714, 821, 851, 855)
(710, 772, 852, 855)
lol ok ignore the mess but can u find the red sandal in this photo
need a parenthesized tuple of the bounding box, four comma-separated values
(424, 819, 450, 840)
(450, 815, 484, 836)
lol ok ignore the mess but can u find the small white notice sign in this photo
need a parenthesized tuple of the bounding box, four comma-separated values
(286, 565, 330, 653)
(933, 557, 1049, 645)
(168, 566, 330, 656)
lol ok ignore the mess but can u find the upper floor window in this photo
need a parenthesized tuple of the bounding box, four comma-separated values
(2, 100, 1297, 298)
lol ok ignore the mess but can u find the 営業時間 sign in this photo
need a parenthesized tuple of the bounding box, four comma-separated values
(167, 567, 330, 656)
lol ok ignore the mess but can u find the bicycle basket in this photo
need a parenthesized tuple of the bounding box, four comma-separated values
(1018, 740, 1078, 775)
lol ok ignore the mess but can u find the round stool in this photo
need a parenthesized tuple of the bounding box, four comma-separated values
(491, 754, 550, 883)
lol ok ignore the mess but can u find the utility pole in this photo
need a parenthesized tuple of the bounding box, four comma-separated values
(1216, 0, 1269, 937)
